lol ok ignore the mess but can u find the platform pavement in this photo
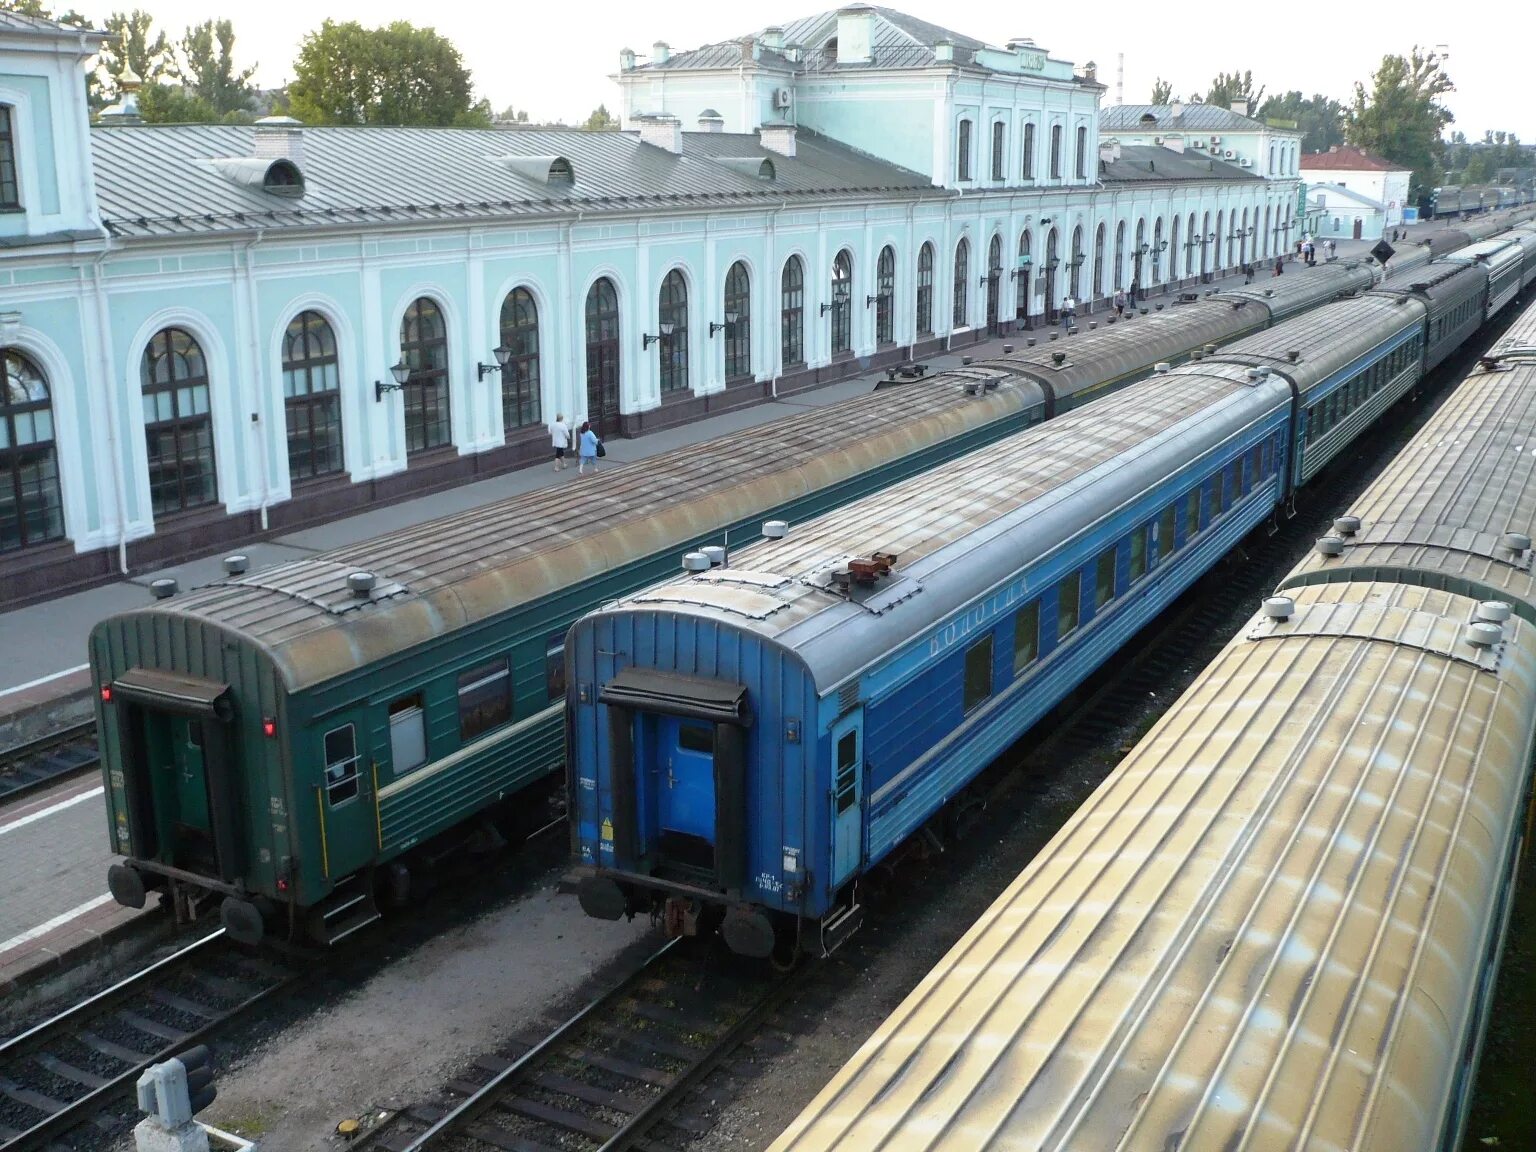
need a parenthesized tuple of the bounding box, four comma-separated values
(0, 225, 1415, 990)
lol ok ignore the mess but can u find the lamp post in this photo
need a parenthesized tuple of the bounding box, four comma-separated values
(642, 321, 675, 350)
(708, 311, 738, 338)
(373, 359, 412, 402)
(475, 345, 513, 380)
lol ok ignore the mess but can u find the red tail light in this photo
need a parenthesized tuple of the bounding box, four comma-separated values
(100, 686, 113, 703)
(262, 717, 277, 738)
(276, 877, 289, 892)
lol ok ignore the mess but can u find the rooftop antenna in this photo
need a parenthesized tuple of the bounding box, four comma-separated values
(1116, 52, 1124, 105)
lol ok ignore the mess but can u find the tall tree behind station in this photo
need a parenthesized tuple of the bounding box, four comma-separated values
(1347, 47, 1454, 201)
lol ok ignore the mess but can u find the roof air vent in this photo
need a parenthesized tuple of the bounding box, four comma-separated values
(1191, 350, 1204, 361)
(1464, 621, 1503, 648)
(1204, 344, 1218, 355)
(1245, 367, 1265, 382)
(150, 578, 178, 600)
(1475, 601, 1513, 623)
(1315, 535, 1345, 557)
(762, 520, 789, 539)
(1333, 515, 1361, 536)
(701, 545, 727, 568)
(223, 554, 250, 575)
(683, 551, 712, 572)
(1502, 531, 1532, 556)
(1051, 351, 1067, 365)
(1154, 362, 1171, 373)
(1264, 288, 1275, 297)
(348, 572, 377, 598)
(1263, 595, 1294, 620)
(1287, 349, 1300, 363)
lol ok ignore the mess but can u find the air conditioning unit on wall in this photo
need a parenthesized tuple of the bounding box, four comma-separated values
(1239, 158, 1252, 168)
(1191, 140, 1206, 149)
(773, 87, 793, 109)
(1224, 149, 1236, 160)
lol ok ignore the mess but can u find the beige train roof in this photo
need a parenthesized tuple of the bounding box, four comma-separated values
(770, 581, 1536, 1151)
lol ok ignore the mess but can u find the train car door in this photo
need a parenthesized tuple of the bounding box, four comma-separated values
(165, 716, 217, 873)
(830, 709, 864, 886)
(655, 715, 718, 872)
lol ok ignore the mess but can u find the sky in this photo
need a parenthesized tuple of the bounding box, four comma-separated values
(100, 0, 1529, 142)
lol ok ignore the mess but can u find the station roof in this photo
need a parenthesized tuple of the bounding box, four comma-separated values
(1307, 182, 1387, 210)
(88, 122, 938, 239)
(1300, 146, 1404, 172)
(1102, 103, 1292, 135)
(1101, 145, 1262, 184)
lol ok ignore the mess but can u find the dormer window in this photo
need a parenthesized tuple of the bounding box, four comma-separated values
(548, 157, 574, 185)
(263, 159, 304, 196)
(0, 106, 19, 210)
(957, 118, 973, 182)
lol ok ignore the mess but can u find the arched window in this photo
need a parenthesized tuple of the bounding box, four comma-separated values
(1134, 218, 1146, 290)
(1, 349, 64, 550)
(780, 257, 804, 367)
(916, 242, 935, 336)
(1075, 124, 1087, 180)
(830, 249, 853, 354)
(1153, 218, 1164, 283)
(1170, 215, 1181, 280)
(1113, 221, 1126, 290)
(957, 119, 973, 181)
(1049, 124, 1062, 178)
(724, 261, 751, 381)
(1215, 210, 1225, 269)
(986, 234, 1002, 332)
(952, 238, 969, 328)
(585, 278, 620, 431)
(658, 269, 689, 393)
(1094, 223, 1106, 296)
(281, 310, 342, 480)
(1202, 211, 1212, 274)
(1240, 207, 1250, 263)
(875, 246, 896, 345)
(1187, 212, 1197, 269)
(1017, 230, 1032, 321)
(141, 327, 216, 514)
(0, 105, 18, 210)
(400, 298, 450, 454)
(1263, 204, 1272, 259)
(1045, 227, 1059, 313)
(1069, 226, 1083, 298)
(499, 288, 541, 431)
(1021, 122, 1036, 180)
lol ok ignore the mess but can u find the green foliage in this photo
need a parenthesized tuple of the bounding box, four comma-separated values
(1346, 47, 1454, 199)
(172, 19, 255, 117)
(1206, 70, 1265, 111)
(99, 9, 170, 92)
(136, 81, 214, 123)
(1150, 77, 1173, 105)
(496, 105, 531, 124)
(288, 20, 489, 127)
(1259, 91, 1347, 152)
(582, 103, 618, 132)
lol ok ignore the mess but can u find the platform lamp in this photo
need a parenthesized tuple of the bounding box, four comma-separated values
(476, 345, 513, 380)
(373, 359, 412, 402)
(820, 281, 850, 316)
(642, 322, 675, 349)
(709, 311, 738, 337)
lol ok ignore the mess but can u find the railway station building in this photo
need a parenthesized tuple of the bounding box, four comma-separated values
(0, 6, 1303, 604)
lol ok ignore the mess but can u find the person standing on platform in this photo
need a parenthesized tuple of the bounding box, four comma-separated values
(578, 421, 600, 475)
(1274, 256, 1284, 277)
(1060, 293, 1076, 330)
(1113, 288, 1126, 317)
(550, 413, 571, 472)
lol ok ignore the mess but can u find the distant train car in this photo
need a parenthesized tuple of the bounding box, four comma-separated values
(764, 291, 1536, 1152)
(1444, 236, 1527, 316)
(1370, 260, 1489, 372)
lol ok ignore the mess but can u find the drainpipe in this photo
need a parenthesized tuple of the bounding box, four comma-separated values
(243, 230, 270, 530)
(89, 249, 130, 575)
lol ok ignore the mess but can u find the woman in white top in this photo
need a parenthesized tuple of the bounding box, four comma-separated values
(550, 414, 571, 471)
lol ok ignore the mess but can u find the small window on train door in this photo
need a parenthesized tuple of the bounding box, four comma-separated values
(324, 723, 360, 805)
(1058, 571, 1081, 638)
(1185, 488, 1201, 538)
(1013, 601, 1039, 672)
(457, 658, 512, 741)
(1158, 505, 1176, 560)
(835, 731, 859, 814)
(1129, 526, 1148, 583)
(963, 633, 994, 714)
(1094, 548, 1116, 609)
(388, 694, 427, 776)
(546, 631, 567, 702)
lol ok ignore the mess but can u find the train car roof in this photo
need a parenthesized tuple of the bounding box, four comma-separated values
(1209, 258, 1376, 319)
(1285, 300, 1536, 616)
(1444, 236, 1524, 269)
(1370, 257, 1487, 299)
(768, 581, 1536, 1152)
(92, 371, 1043, 693)
(601, 366, 1289, 693)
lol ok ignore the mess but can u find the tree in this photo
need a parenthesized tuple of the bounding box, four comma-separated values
(136, 82, 215, 123)
(172, 20, 255, 118)
(496, 105, 531, 124)
(1259, 91, 1347, 152)
(1151, 77, 1173, 105)
(581, 103, 618, 132)
(1206, 70, 1265, 112)
(288, 20, 491, 127)
(1347, 47, 1454, 201)
(99, 9, 171, 96)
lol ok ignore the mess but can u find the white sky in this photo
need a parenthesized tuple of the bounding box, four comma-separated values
(112, 0, 1529, 142)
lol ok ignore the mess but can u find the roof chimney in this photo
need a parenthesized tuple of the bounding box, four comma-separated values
(836, 5, 874, 64)
(652, 40, 671, 65)
(1232, 98, 1248, 117)
(619, 47, 636, 71)
(760, 122, 797, 157)
(638, 114, 683, 154)
(934, 38, 954, 63)
(761, 26, 785, 51)
(697, 108, 725, 133)
(254, 115, 304, 167)
(1169, 98, 1183, 120)
(1099, 138, 1121, 164)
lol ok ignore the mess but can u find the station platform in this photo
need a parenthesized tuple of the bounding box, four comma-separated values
(0, 227, 1412, 992)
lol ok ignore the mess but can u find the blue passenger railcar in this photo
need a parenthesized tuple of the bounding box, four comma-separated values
(568, 368, 1293, 957)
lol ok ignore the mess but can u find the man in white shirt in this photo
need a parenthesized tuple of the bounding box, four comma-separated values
(1061, 294, 1076, 330)
(550, 413, 571, 472)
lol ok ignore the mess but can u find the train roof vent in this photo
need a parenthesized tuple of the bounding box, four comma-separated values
(1191, 350, 1204, 361)
(1475, 601, 1513, 623)
(223, 554, 249, 575)
(1464, 621, 1504, 648)
(832, 552, 898, 589)
(1244, 367, 1267, 383)
(701, 545, 727, 568)
(1333, 515, 1361, 536)
(762, 519, 789, 539)
(1315, 535, 1345, 557)
(1051, 351, 1067, 366)
(1264, 288, 1275, 297)
(1263, 595, 1294, 621)
(683, 551, 712, 572)
(151, 578, 178, 600)
(1154, 362, 1171, 374)
(837, 681, 860, 714)
(347, 571, 377, 597)
(1287, 349, 1300, 363)
(1502, 531, 1532, 556)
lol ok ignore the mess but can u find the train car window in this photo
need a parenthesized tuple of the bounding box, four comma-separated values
(1227, 460, 1242, 502)
(1185, 488, 1201, 538)
(679, 723, 713, 753)
(1210, 472, 1225, 517)
(1058, 572, 1081, 638)
(1129, 527, 1148, 582)
(187, 721, 204, 750)
(1249, 445, 1263, 485)
(963, 634, 994, 714)
(1094, 548, 1116, 609)
(1013, 601, 1040, 671)
(545, 632, 567, 702)
(324, 724, 360, 805)
(835, 731, 859, 813)
(1158, 505, 1176, 560)
(457, 659, 512, 741)
(388, 695, 427, 775)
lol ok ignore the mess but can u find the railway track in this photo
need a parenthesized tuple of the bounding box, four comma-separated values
(0, 929, 298, 1151)
(368, 938, 794, 1152)
(0, 722, 99, 806)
